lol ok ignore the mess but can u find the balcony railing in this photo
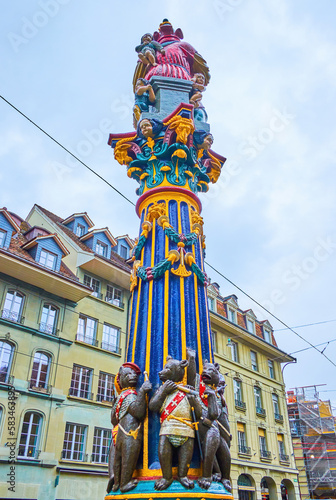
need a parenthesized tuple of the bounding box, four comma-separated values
(75, 333, 98, 347)
(17, 447, 41, 459)
(28, 379, 52, 394)
(105, 296, 124, 309)
(100, 341, 121, 354)
(1, 309, 24, 324)
(260, 449, 272, 459)
(68, 387, 94, 400)
(238, 444, 251, 455)
(279, 453, 289, 462)
(274, 413, 284, 423)
(61, 450, 88, 462)
(0, 374, 14, 385)
(256, 406, 266, 417)
(96, 393, 114, 403)
(235, 399, 246, 411)
(91, 453, 108, 463)
(39, 322, 59, 336)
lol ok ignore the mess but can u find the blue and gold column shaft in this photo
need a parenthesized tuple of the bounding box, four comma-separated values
(109, 103, 226, 475)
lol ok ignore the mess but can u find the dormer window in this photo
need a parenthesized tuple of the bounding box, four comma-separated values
(76, 224, 86, 237)
(228, 308, 236, 323)
(120, 244, 128, 259)
(39, 249, 57, 270)
(96, 240, 108, 257)
(208, 297, 215, 312)
(0, 229, 6, 247)
(247, 318, 254, 333)
(264, 328, 272, 343)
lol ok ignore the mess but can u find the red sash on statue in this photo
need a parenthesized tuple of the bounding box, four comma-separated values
(199, 380, 208, 407)
(115, 389, 137, 422)
(160, 390, 186, 423)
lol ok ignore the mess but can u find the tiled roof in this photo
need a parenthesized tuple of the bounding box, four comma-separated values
(35, 205, 131, 274)
(3, 233, 78, 282)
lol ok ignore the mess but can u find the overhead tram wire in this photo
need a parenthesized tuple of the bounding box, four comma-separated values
(204, 262, 336, 370)
(0, 95, 135, 207)
(275, 318, 336, 331)
(2, 94, 336, 369)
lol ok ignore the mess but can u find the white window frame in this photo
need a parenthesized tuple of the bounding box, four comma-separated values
(95, 240, 108, 257)
(268, 359, 275, 379)
(30, 351, 50, 389)
(40, 303, 58, 335)
(97, 372, 115, 402)
(250, 350, 258, 371)
(119, 244, 128, 259)
(0, 229, 6, 247)
(106, 284, 123, 307)
(264, 328, 272, 343)
(247, 318, 254, 333)
(77, 315, 97, 345)
(102, 323, 120, 353)
(70, 364, 93, 399)
(39, 249, 57, 270)
(83, 275, 101, 298)
(234, 379, 242, 402)
(272, 393, 280, 415)
(208, 296, 215, 312)
(0, 341, 14, 383)
(2, 290, 24, 322)
(230, 341, 238, 362)
(76, 223, 85, 237)
(228, 308, 236, 323)
(18, 412, 42, 459)
(62, 422, 87, 461)
(254, 386, 262, 409)
(92, 427, 111, 463)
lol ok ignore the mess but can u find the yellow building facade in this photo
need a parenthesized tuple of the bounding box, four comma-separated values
(208, 283, 300, 500)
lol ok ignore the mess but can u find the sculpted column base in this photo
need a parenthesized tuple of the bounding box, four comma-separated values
(105, 479, 233, 500)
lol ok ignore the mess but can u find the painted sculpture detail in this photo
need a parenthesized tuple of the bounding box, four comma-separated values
(107, 18, 232, 500)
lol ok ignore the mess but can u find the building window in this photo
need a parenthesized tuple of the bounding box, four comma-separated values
(272, 393, 280, 415)
(234, 378, 243, 402)
(95, 240, 108, 257)
(40, 304, 58, 335)
(278, 434, 287, 459)
(39, 249, 57, 270)
(62, 422, 87, 461)
(120, 244, 128, 259)
(250, 350, 258, 371)
(237, 422, 248, 453)
(259, 428, 269, 457)
(254, 386, 262, 409)
(247, 318, 254, 333)
(92, 427, 111, 463)
(83, 275, 101, 299)
(230, 341, 239, 362)
(77, 315, 97, 346)
(0, 341, 14, 383)
(30, 352, 50, 389)
(268, 360, 275, 379)
(76, 224, 85, 237)
(105, 284, 123, 307)
(69, 365, 93, 399)
(212, 331, 218, 353)
(264, 328, 272, 343)
(0, 229, 6, 247)
(102, 324, 120, 353)
(208, 297, 215, 311)
(2, 290, 24, 323)
(18, 412, 42, 459)
(97, 372, 115, 402)
(228, 308, 236, 323)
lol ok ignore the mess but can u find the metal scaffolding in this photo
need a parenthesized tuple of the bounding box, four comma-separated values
(287, 385, 336, 499)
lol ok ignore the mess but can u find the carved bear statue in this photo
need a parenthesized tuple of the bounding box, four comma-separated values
(108, 362, 151, 493)
(149, 355, 200, 491)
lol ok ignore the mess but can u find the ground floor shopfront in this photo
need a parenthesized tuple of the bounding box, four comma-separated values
(231, 462, 300, 500)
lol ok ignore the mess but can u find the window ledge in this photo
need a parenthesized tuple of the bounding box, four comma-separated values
(74, 339, 121, 357)
(238, 452, 251, 458)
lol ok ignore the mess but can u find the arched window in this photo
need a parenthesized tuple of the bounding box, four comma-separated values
(2, 290, 24, 323)
(40, 304, 58, 335)
(18, 412, 42, 459)
(30, 352, 51, 389)
(0, 341, 14, 383)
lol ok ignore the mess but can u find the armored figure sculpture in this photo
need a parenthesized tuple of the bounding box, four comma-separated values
(149, 355, 201, 491)
(108, 362, 152, 493)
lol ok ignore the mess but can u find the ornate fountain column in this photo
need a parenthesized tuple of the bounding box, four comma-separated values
(106, 19, 231, 500)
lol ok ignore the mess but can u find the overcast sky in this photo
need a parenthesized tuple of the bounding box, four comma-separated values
(1, 1, 336, 408)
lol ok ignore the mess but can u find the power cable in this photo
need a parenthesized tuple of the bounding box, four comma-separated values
(275, 319, 336, 331)
(205, 261, 336, 369)
(0, 95, 135, 207)
(2, 94, 335, 370)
